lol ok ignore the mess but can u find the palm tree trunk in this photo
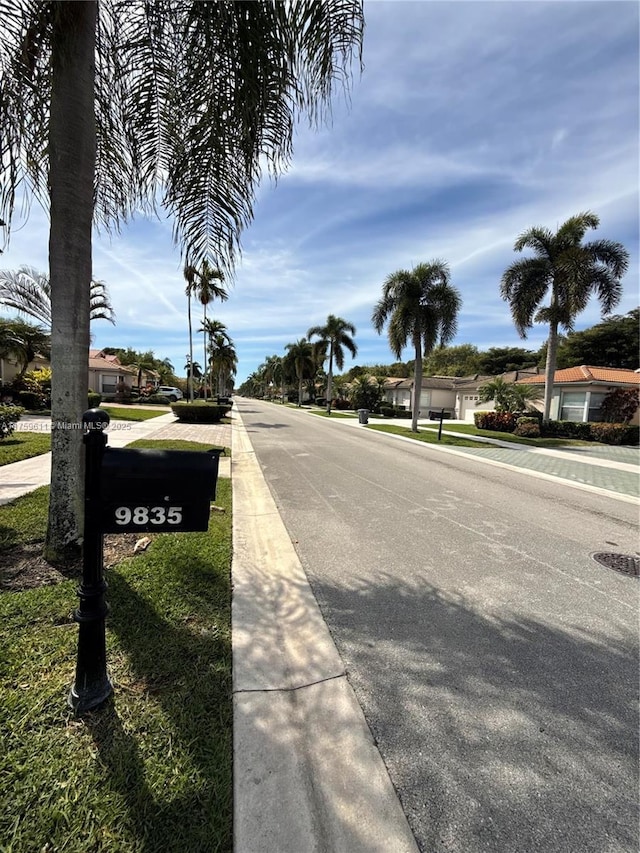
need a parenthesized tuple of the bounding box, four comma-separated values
(543, 320, 559, 423)
(298, 373, 303, 406)
(326, 346, 334, 414)
(187, 293, 194, 402)
(45, 3, 97, 563)
(411, 333, 422, 432)
(202, 304, 208, 401)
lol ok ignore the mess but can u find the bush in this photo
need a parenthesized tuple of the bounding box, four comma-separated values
(16, 390, 45, 411)
(514, 416, 540, 438)
(146, 395, 171, 405)
(379, 404, 394, 418)
(395, 409, 412, 419)
(588, 422, 639, 446)
(171, 402, 231, 423)
(540, 420, 592, 440)
(88, 392, 102, 408)
(0, 405, 25, 439)
(600, 388, 639, 424)
(474, 411, 518, 432)
(333, 398, 351, 410)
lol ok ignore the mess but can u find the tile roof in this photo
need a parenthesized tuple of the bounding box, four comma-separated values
(520, 366, 640, 385)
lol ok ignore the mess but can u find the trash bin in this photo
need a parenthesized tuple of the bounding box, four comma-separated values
(358, 409, 369, 424)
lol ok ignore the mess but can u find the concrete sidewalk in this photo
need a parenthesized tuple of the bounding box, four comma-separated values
(306, 410, 640, 503)
(0, 411, 231, 505)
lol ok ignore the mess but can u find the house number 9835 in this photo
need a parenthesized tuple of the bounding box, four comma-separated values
(114, 506, 183, 525)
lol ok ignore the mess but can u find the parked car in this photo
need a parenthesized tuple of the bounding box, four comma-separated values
(157, 385, 183, 402)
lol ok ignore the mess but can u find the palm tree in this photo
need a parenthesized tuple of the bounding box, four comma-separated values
(184, 357, 202, 387)
(0, 2, 363, 562)
(0, 266, 115, 330)
(209, 334, 237, 397)
(0, 318, 50, 380)
(307, 315, 358, 413)
(191, 262, 227, 401)
(262, 354, 285, 401)
(199, 318, 230, 398)
(372, 261, 462, 432)
(478, 377, 541, 414)
(184, 265, 198, 402)
(285, 339, 315, 406)
(500, 211, 630, 422)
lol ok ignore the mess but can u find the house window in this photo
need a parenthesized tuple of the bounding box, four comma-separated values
(560, 390, 608, 422)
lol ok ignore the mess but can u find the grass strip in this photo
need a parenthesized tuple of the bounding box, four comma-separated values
(0, 449, 232, 852)
(309, 410, 357, 419)
(367, 424, 482, 447)
(127, 438, 230, 457)
(427, 422, 594, 447)
(101, 407, 169, 422)
(0, 432, 51, 466)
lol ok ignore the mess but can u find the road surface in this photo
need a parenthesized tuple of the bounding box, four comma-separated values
(236, 398, 639, 853)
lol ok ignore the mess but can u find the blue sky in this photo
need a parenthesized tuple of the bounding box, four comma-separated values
(1, 1, 638, 385)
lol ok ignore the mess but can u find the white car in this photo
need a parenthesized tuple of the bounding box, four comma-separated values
(157, 385, 183, 402)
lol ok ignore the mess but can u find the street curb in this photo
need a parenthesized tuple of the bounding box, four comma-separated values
(231, 409, 419, 853)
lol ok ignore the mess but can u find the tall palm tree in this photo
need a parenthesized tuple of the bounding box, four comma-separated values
(285, 338, 314, 406)
(209, 334, 237, 396)
(262, 354, 285, 401)
(0, 318, 50, 379)
(0, 2, 363, 561)
(193, 262, 227, 400)
(307, 315, 358, 413)
(0, 266, 115, 330)
(500, 211, 630, 422)
(199, 318, 230, 398)
(184, 264, 198, 402)
(373, 261, 461, 432)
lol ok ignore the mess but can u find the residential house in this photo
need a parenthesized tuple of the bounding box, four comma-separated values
(0, 353, 50, 387)
(518, 366, 640, 425)
(454, 368, 543, 421)
(383, 376, 458, 417)
(88, 350, 137, 396)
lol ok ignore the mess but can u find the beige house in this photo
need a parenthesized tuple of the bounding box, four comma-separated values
(383, 377, 458, 417)
(455, 369, 543, 421)
(0, 353, 50, 387)
(88, 350, 137, 395)
(518, 366, 640, 425)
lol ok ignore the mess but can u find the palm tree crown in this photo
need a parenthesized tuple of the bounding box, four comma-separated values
(307, 314, 357, 413)
(0, 266, 115, 329)
(500, 211, 629, 421)
(285, 338, 315, 406)
(372, 260, 461, 432)
(0, 1, 363, 562)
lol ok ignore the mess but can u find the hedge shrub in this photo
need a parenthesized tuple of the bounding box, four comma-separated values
(171, 402, 231, 423)
(88, 392, 102, 408)
(588, 423, 639, 446)
(0, 405, 25, 439)
(474, 411, 518, 432)
(514, 416, 540, 438)
(16, 390, 45, 411)
(540, 420, 592, 440)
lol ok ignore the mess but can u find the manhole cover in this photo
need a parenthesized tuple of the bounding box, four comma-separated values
(592, 552, 640, 578)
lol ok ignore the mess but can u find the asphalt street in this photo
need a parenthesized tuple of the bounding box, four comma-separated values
(235, 398, 639, 853)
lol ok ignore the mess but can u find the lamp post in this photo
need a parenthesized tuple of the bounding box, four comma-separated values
(68, 408, 113, 713)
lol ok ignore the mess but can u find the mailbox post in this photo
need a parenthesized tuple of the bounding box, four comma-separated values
(68, 409, 113, 713)
(68, 408, 223, 714)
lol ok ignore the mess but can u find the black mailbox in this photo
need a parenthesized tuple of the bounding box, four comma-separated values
(99, 447, 222, 533)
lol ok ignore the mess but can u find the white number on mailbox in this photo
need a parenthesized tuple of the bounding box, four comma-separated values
(114, 506, 184, 525)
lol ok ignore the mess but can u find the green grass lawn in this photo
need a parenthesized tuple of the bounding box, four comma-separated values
(0, 444, 232, 852)
(0, 431, 51, 466)
(309, 410, 357, 419)
(424, 422, 595, 447)
(367, 424, 482, 447)
(101, 406, 169, 422)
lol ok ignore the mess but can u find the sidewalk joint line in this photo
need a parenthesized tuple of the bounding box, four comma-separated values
(233, 671, 347, 695)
